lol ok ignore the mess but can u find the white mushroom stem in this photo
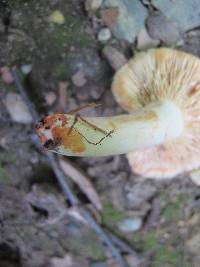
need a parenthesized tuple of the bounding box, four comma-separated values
(44, 100, 184, 157)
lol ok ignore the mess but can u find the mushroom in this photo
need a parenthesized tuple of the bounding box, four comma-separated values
(37, 48, 200, 178)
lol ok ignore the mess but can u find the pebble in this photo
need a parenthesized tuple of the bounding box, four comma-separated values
(50, 254, 73, 267)
(125, 182, 156, 208)
(189, 169, 200, 186)
(193, 256, 200, 267)
(137, 27, 160, 50)
(125, 254, 144, 267)
(0, 66, 13, 84)
(66, 47, 109, 81)
(102, 45, 127, 71)
(100, 7, 119, 28)
(146, 14, 181, 45)
(50, 10, 65, 25)
(98, 28, 111, 42)
(44, 91, 57, 106)
(72, 69, 87, 87)
(104, 0, 148, 43)
(21, 64, 32, 75)
(4, 93, 33, 123)
(117, 217, 142, 232)
(186, 233, 200, 255)
(151, 0, 200, 32)
(188, 214, 199, 226)
(85, 0, 103, 11)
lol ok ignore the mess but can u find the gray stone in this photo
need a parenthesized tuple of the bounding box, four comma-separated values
(190, 169, 200, 186)
(186, 233, 200, 255)
(137, 27, 160, 50)
(117, 217, 142, 232)
(125, 254, 145, 267)
(98, 28, 111, 42)
(152, 0, 200, 32)
(125, 182, 156, 208)
(146, 14, 181, 45)
(4, 93, 33, 124)
(21, 64, 32, 75)
(102, 45, 127, 71)
(72, 69, 87, 87)
(104, 0, 148, 43)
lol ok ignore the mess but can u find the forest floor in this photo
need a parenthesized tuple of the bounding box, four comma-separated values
(0, 1, 200, 267)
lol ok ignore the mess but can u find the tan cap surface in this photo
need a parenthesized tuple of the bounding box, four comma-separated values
(112, 48, 200, 178)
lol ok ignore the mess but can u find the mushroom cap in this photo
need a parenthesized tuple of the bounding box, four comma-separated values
(112, 48, 200, 178)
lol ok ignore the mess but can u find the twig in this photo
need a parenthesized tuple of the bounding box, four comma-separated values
(82, 208, 129, 267)
(11, 68, 78, 206)
(107, 231, 139, 257)
(11, 68, 130, 267)
(11, 68, 38, 121)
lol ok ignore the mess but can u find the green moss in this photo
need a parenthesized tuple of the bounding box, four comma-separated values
(8, 0, 27, 8)
(143, 231, 159, 251)
(101, 200, 127, 226)
(0, 152, 16, 181)
(0, 165, 8, 180)
(49, 15, 94, 51)
(161, 195, 187, 221)
(154, 246, 181, 267)
(131, 228, 193, 267)
(52, 62, 69, 79)
(0, 152, 16, 164)
(153, 246, 192, 267)
(62, 229, 106, 261)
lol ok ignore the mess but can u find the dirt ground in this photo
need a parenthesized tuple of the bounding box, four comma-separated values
(0, 1, 200, 267)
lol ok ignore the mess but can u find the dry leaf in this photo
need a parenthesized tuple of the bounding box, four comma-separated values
(59, 158, 102, 210)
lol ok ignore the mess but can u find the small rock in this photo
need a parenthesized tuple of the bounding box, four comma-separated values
(85, 0, 103, 11)
(103, 0, 148, 42)
(98, 28, 111, 42)
(21, 64, 32, 75)
(182, 30, 200, 56)
(151, 0, 200, 32)
(100, 7, 119, 28)
(189, 169, 200, 186)
(72, 69, 87, 87)
(0, 66, 13, 84)
(137, 27, 160, 50)
(188, 214, 199, 226)
(66, 47, 109, 81)
(50, 254, 73, 267)
(186, 233, 200, 255)
(102, 45, 127, 71)
(44, 91, 57, 106)
(125, 182, 156, 208)
(146, 14, 181, 45)
(50, 10, 65, 25)
(125, 254, 144, 267)
(117, 217, 142, 233)
(193, 256, 200, 267)
(4, 93, 33, 123)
